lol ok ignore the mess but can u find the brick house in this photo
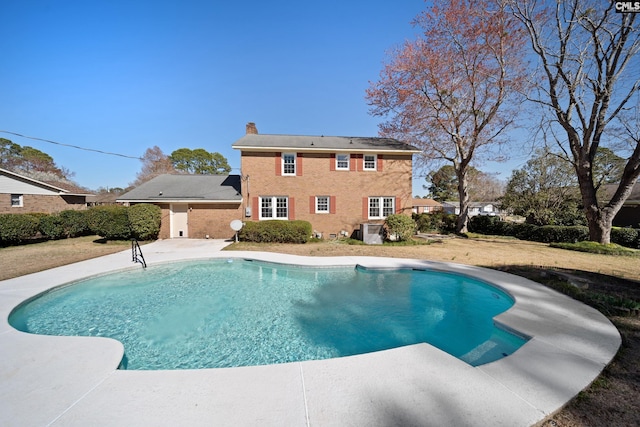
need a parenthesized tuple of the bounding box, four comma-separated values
(117, 174, 243, 239)
(411, 198, 442, 214)
(0, 167, 92, 213)
(232, 123, 419, 239)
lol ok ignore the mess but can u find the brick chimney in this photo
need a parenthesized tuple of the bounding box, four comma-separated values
(246, 122, 258, 134)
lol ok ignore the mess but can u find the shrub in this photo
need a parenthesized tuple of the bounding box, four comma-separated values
(59, 210, 90, 238)
(128, 204, 161, 241)
(413, 213, 434, 232)
(385, 214, 415, 241)
(530, 225, 589, 243)
(413, 212, 458, 234)
(87, 205, 131, 240)
(558, 225, 589, 243)
(468, 215, 504, 235)
(238, 220, 312, 243)
(511, 222, 538, 240)
(611, 227, 639, 249)
(0, 213, 40, 244)
(496, 220, 517, 237)
(439, 213, 458, 234)
(39, 214, 66, 240)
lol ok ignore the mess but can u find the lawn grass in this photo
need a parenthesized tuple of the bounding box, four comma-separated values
(0, 235, 132, 281)
(550, 241, 640, 256)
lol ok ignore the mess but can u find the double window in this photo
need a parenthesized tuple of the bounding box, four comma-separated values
(368, 197, 395, 219)
(260, 196, 288, 219)
(332, 153, 380, 171)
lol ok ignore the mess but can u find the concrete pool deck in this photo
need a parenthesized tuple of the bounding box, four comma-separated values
(0, 239, 621, 426)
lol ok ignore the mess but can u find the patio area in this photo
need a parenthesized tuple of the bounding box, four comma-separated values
(0, 239, 621, 426)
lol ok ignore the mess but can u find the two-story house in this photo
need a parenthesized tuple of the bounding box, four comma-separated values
(232, 123, 420, 239)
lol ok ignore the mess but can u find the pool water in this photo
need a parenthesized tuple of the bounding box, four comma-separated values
(9, 259, 527, 370)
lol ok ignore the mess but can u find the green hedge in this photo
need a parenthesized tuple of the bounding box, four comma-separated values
(1, 205, 161, 245)
(61, 210, 90, 237)
(238, 220, 312, 243)
(39, 210, 91, 240)
(413, 212, 458, 234)
(611, 227, 640, 249)
(467, 215, 640, 247)
(529, 225, 590, 243)
(38, 214, 67, 239)
(0, 213, 41, 245)
(128, 204, 161, 240)
(468, 215, 503, 235)
(86, 205, 132, 240)
(468, 216, 587, 243)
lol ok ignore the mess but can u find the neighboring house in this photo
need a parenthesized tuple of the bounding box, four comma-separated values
(232, 123, 420, 239)
(441, 201, 502, 217)
(602, 183, 640, 228)
(117, 174, 242, 239)
(441, 201, 457, 215)
(0, 167, 93, 213)
(411, 198, 442, 214)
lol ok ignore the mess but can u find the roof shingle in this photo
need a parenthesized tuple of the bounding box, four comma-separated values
(232, 134, 420, 153)
(118, 174, 242, 202)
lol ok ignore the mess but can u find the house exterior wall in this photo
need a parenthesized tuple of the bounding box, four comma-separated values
(138, 202, 243, 240)
(187, 203, 244, 239)
(0, 193, 87, 213)
(240, 151, 414, 238)
(0, 175, 60, 195)
(156, 204, 171, 239)
(0, 173, 88, 213)
(411, 199, 443, 215)
(413, 206, 440, 214)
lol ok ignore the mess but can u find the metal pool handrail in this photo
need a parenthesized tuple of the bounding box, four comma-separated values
(131, 239, 147, 269)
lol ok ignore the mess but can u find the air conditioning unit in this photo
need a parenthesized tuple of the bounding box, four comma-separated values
(360, 223, 384, 245)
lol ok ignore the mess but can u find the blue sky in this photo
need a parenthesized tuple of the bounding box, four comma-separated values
(0, 0, 524, 194)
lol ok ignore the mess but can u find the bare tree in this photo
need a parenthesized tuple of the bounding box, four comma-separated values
(367, 0, 528, 232)
(510, 0, 640, 243)
(469, 170, 505, 202)
(131, 146, 176, 187)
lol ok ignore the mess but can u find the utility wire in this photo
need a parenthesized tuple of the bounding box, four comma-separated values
(0, 130, 142, 160)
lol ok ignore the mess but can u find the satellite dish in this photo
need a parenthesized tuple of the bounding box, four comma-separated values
(230, 220, 244, 243)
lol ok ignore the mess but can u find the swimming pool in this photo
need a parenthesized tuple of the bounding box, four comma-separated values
(9, 258, 527, 370)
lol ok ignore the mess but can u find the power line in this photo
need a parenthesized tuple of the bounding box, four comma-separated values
(0, 130, 142, 160)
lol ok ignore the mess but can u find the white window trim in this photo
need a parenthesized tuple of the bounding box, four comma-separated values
(259, 196, 289, 220)
(11, 194, 23, 207)
(363, 154, 377, 171)
(282, 152, 296, 176)
(335, 153, 350, 170)
(316, 196, 330, 214)
(368, 196, 394, 219)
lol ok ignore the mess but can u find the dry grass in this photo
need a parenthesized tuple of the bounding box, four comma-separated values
(0, 236, 131, 281)
(225, 236, 640, 281)
(2, 235, 639, 426)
